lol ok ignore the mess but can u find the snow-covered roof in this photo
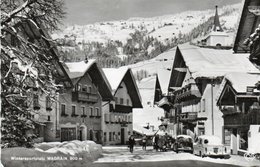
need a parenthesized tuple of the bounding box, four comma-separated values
(224, 72, 260, 93)
(133, 123, 155, 136)
(138, 76, 157, 105)
(103, 67, 129, 92)
(64, 60, 113, 100)
(157, 69, 171, 95)
(138, 75, 156, 89)
(65, 59, 96, 79)
(103, 67, 142, 108)
(178, 43, 259, 79)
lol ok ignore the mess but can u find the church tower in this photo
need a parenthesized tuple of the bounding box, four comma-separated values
(213, 6, 223, 32)
(201, 5, 230, 47)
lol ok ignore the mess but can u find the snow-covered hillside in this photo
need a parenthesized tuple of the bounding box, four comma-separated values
(53, 3, 242, 45)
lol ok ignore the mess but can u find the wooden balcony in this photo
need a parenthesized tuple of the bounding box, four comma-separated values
(220, 105, 240, 116)
(174, 83, 201, 102)
(224, 110, 260, 126)
(114, 105, 132, 113)
(72, 91, 98, 103)
(179, 112, 198, 122)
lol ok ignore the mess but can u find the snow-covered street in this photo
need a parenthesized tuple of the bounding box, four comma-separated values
(95, 146, 260, 167)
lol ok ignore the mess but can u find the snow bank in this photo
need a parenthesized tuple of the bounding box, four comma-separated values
(34, 140, 102, 156)
(2, 140, 102, 167)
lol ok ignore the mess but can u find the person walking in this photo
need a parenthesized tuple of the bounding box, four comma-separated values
(154, 134, 159, 151)
(128, 135, 135, 153)
(142, 134, 147, 150)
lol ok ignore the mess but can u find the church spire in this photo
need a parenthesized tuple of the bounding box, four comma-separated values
(213, 5, 223, 32)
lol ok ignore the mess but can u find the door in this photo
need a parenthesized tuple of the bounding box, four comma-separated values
(121, 128, 125, 144)
(61, 128, 77, 142)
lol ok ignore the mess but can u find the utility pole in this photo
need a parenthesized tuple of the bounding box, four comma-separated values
(211, 80, 215, 135)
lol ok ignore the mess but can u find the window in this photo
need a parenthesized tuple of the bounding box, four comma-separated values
(224, 129, 231, 145)
(71, 105, 77, 116)
(198, 102, 201, 112)
(120, 98, 124, 105)
(33, 94, 40, 110)
(198, 127, 205, 136)
(96, 108, 100, 117)
(201, 99, 205, 112)
(82, 85, 87, 92)
(204, 139, 209, 144)
(239, 130, 248, 150)
(81, 106, 86, 116)
(109, 132, 112, 141)
(61, 104, 66, 116)
(113, 132, 115, 141)
(77, 84, 82, 91)
(88, 86, 92, 93)
(90, 107, 94, 116)
(127, 99, 129, 106)
(46, 96, 52, 111)
(104, 132, 107, 142)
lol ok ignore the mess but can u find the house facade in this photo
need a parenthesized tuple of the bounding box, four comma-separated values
(159, 43, 258, 141)
(102, 67, 142, 145)
(1, 19, 73, 143)
(217, 0, 260, 155)
(58, 60, 113, 144)
(216, 72, 260, 155)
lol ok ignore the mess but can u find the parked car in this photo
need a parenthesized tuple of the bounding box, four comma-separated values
(193, 135, 230, 158)
(173, 135, 193, 153)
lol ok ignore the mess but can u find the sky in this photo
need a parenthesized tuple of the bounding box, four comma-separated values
(63, 0, 242, 25)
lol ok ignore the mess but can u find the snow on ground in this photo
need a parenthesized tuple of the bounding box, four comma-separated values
(1, 140, 102, 167)
(34, 140, 102, 156)
(95, 146, 260, 167)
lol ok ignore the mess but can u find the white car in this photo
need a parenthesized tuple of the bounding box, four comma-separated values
(193, 135, 230, 158)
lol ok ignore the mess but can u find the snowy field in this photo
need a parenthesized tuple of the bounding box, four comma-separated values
(96, 146, 260, 167)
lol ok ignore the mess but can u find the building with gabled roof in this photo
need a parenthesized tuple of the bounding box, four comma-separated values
(161, 43, 259, 140)
(58, 59, 113, 143)
(216, 72, 260, 155)
(217, 0, 260, 155)
(234, 0, 260, 65)
(102, 67, 142, 145)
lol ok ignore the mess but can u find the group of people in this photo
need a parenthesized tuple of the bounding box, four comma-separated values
(128, 134, 148, 153)
(128, 133, 174, 153)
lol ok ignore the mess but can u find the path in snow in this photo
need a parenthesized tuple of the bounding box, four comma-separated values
(95, 146, 260, 167)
